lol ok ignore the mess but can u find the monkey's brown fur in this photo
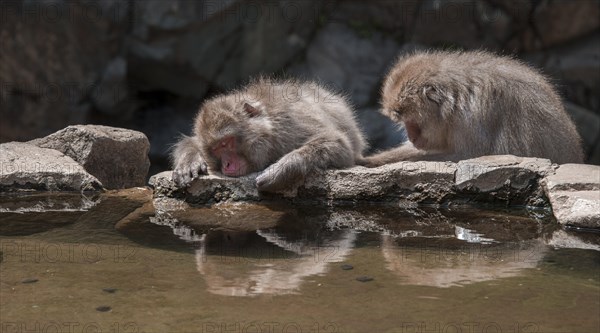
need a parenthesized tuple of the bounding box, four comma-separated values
(172, 78, 366, 191)
(364, 50, 584, 166)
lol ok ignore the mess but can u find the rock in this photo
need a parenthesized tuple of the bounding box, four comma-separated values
(533, 0, 600, 48)
(288, 25, 410, 151)
(546, 190, 600, 228)
(129, 0, 322, 95)
(150, 171, 260, 205)
(455, 155, 553, 206)
(289, 22, 401, 108)
(305, 161, 457, 204)
(543, 164, 600, 192)
(411, 0, 510, 50)
(0, 142, 102, 192)
(90, 57, 129, 115)
(30, 125, 150, 189)
(135, 104, 198, 173)
(151, 155, 552, 207)
(542, 163, 600, 228)
(0, 192, 99, 213)
(0, 1, 128, 143)
(486, 0, 532, 24)
(329, 0, 421, 41)
(356, 276, 374, 282)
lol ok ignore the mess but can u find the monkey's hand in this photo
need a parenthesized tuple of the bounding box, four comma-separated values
(171, 136, 208, 187)
(173, 157, 208, 187)
(256, 154, 305, 192)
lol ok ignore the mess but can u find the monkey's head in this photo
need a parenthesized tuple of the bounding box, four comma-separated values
(195, 96, 274, 177)
(381, 54, 452, 152)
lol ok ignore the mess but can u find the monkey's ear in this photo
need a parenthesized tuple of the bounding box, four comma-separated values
(423, 85, 443, 105)
(243, 103, 261, 117)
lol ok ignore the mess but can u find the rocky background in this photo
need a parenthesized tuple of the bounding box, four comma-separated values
(2, 0, 599, 174)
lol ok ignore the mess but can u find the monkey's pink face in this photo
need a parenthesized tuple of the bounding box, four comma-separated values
(404, 120, 428, 149)
(210, 136, 250, 177)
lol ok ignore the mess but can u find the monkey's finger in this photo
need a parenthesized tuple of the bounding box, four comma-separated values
(199, 162, 208, 174)
(173, 170, 186, 187)
(191, 166, 199, 180)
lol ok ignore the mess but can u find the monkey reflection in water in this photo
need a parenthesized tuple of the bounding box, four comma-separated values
(154, 208, 546, 296)
(194, 229, 357, 297)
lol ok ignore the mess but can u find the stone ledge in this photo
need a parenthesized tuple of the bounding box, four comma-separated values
(150, 155, 552, 207)
(150, 155, 600, 229)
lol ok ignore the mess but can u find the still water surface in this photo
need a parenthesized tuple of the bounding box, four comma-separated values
(1, 191, 598, 333)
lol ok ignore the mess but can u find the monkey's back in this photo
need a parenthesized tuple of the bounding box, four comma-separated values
(416, 51, 583, 163)
(245, 79, 367, 157)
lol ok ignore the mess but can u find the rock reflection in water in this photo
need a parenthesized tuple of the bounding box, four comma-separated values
(150, 203, 555, 296)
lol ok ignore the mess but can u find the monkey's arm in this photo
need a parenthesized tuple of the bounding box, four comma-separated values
(256, 133, 356, 192)
(360, 143, 428, 167)
(171, 135, 208, 187)
(361, 143, 460, 167)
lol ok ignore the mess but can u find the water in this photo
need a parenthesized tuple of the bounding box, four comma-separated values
(1, 190, 599, 333)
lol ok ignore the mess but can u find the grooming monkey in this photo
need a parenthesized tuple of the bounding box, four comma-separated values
(364, 50, 584, 166)
(171, 79, 366, 192)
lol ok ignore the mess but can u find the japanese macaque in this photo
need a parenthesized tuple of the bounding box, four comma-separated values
(171, 79, 366, 192)
(363, 50, 584, 166)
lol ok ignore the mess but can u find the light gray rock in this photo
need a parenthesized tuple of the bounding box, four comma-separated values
(546, 190, 600, 228)
(542, 163, 600, 228)
(0, 193, 99, 213)
(30, 125, 150, 189)
(543, 164, 600, 192)
(305, 161, 457, 204)
(455, 155, 554, 189)
(0, 142, 102, 192)
(150, 171, 260, 205)
(455, 155, 553, 206)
